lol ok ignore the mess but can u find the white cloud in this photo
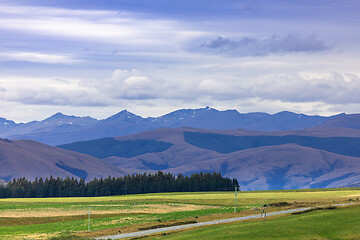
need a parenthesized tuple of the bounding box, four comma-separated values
(0, 52, 77, 64)
(1, 66, 360, 119)
(0, 4, 201, 49)
(90, 69, 360, 105)
(102, 69, 162, 100)
(0, 76, 107, 106)
(251, 73, 360, 104)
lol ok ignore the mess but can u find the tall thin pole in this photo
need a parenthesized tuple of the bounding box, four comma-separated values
(234, 186, 237, 213)
(88, 206, 91, 231)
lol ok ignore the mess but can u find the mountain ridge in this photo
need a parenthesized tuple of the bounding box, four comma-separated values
(0, 107, 347, 145)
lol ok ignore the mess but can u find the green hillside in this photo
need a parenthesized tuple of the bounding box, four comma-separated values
(184, 131, 360, 157)
(58, 138, 173, 158)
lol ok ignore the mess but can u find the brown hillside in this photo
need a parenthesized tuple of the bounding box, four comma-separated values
(0, 139, 123, 181)
(107, 127, 360, 190)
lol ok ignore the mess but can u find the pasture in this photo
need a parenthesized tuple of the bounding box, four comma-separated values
(0, 188, 359, 239)
(147, 204, 360, 240)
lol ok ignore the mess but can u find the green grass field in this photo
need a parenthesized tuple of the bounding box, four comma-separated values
(147, 205, 360, 240)
(0, 188, 359, 239)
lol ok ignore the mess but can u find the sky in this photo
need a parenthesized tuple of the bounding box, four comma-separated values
(0, 0, 360, 122)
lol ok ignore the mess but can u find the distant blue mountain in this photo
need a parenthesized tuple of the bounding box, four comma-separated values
(0, 107, 345, 145)
(315, 113, 360, 130)
(0, 117, 16, 132)
(156, 108, 334, 131)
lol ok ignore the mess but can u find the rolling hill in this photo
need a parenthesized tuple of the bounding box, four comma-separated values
(58, 127, 360, 190)
(0, 138, 123, 181)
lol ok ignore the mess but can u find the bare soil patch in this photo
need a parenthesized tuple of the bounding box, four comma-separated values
(0, 204, 216, 218)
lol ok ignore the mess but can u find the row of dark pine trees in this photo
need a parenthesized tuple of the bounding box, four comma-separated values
(0, 171, 239, 198)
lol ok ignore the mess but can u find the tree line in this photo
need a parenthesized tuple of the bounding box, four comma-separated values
(0, 171, 239, 198)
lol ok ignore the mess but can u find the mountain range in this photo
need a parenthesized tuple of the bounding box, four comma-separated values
(0, 107, 349, 145)
(1, 107, 360, 190)
(58, 126, 360, 190)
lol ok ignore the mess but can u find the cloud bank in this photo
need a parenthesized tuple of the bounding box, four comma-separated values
(199, 35, 330, 56)
(2, 70, 359, 108)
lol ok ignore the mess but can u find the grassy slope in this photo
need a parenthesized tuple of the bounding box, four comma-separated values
(58, 138, 172, 158)
(0, 189, 359, 239)
(147, 205, 360, 240)
(184, 131, 360, 157)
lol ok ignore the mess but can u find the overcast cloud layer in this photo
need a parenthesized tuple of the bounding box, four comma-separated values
(0, 0, 359, 122)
